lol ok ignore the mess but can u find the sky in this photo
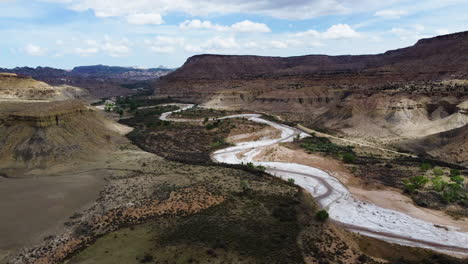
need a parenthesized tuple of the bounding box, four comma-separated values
(1, 0, 467, 69)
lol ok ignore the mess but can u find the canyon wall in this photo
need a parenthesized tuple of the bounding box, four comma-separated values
(154, 31, 468, 164)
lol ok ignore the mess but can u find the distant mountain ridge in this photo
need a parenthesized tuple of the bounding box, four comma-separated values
(1, 64, 173, 80)
(162, 30, 468, 81)
(0, 64, 174, 98)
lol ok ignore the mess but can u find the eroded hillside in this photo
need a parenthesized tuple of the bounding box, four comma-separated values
(0, 73, 91, 101)
(154, 31, 468, 165)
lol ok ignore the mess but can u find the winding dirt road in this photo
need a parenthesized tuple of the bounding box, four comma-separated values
(160, 105, 468, 256)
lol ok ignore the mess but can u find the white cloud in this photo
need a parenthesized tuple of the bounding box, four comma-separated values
(206, 36, 239, 49)
(24, 44, 47, 56)
(269, 40, 288, 49)
(179, 20, 228, 31)
(70, 37, 131, 57)
(101, 42, 130, 57)
(296, 24, 360, 39)
(184, 44, 203, 53)
(179, 19, 270, 33)
(231, 20, 271, 33)
(150, 46, 174, 53)
(322, 24, 360, 39)
(374, 9, 408, 19)
(126, 13, 164, 25)
(182, 36, 240, 53)
(145, 36, 184, 53)
(389, 25, 427, 41)
(74, 47, 99, 56)
(54, 0, 384, 21)
(435, 28, 450, 35)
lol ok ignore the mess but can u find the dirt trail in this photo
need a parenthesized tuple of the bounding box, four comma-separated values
(297, 124, 417, 158)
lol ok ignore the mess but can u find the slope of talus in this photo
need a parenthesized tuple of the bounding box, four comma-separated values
(0, 100, 129, 172)
(0, 73, 91, 102)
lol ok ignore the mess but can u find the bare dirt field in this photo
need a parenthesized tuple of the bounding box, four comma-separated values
(0, 172, 105, 262)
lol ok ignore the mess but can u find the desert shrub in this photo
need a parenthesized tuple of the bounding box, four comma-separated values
(342, 152, 356, 163)
(450, 169, 460, 177)
(451, 175, 464, 185)
(403, 175, 429, 193)
(431, 177, 448, 192)
(442, 183, 463, 203)
(210, 138, 229, 149)
(315, 210, 329, 222)
(433, 167, 444, 177)
(240, 180, 250, 193)
(420, 163, 432, 171)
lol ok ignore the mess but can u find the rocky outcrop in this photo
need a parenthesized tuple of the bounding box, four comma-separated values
(0, 100, 129, 170)
(0, 100, 89, 127)
(0, 73, 91, 101)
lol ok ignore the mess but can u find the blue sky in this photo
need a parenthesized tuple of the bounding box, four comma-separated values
(1, 0, 467, 69)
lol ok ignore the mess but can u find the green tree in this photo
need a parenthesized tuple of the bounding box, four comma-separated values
(342, 152, 356, 163)
(115, 107, 124, 117)
(315, 210, 329, 222)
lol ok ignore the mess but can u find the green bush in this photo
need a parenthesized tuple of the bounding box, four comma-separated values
(433, 167, 444, 177)
(288, 178, 295, 184)
(342, 152, 356, 163)
(450, 169, 461, 177)
(451, 175, 465, 185)
(403, 175, 429, 193)
(442, 183, 462, 203)
(315, 210, 329, 222)
(240, 180, 250, 193)
(420, 163, 432, 171)
(245, 162, 266, 172)
(431, 177, 448, 192)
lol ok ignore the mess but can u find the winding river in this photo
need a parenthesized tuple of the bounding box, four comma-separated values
(161, 104, 468, 256)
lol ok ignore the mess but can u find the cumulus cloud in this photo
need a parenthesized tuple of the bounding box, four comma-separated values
(146, 36, 185, 53)
(23, 44, 47, 56)
(389, 25, 428, 40)
(182, 36, 240, 53)
(374, 9, 408, 19)
(322, 24, 360, 39)
(48, 0, 384, 21)
(179, 19, 271, 33)
(74, 47, 99, 56)
(126, 13, 164, 25)
(296, 24, 360, 39)
(231, 20, 271, 33)
(71, 37, 131, 57)
(179, 20, 228, 31)
(101, 42, 130, 57)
